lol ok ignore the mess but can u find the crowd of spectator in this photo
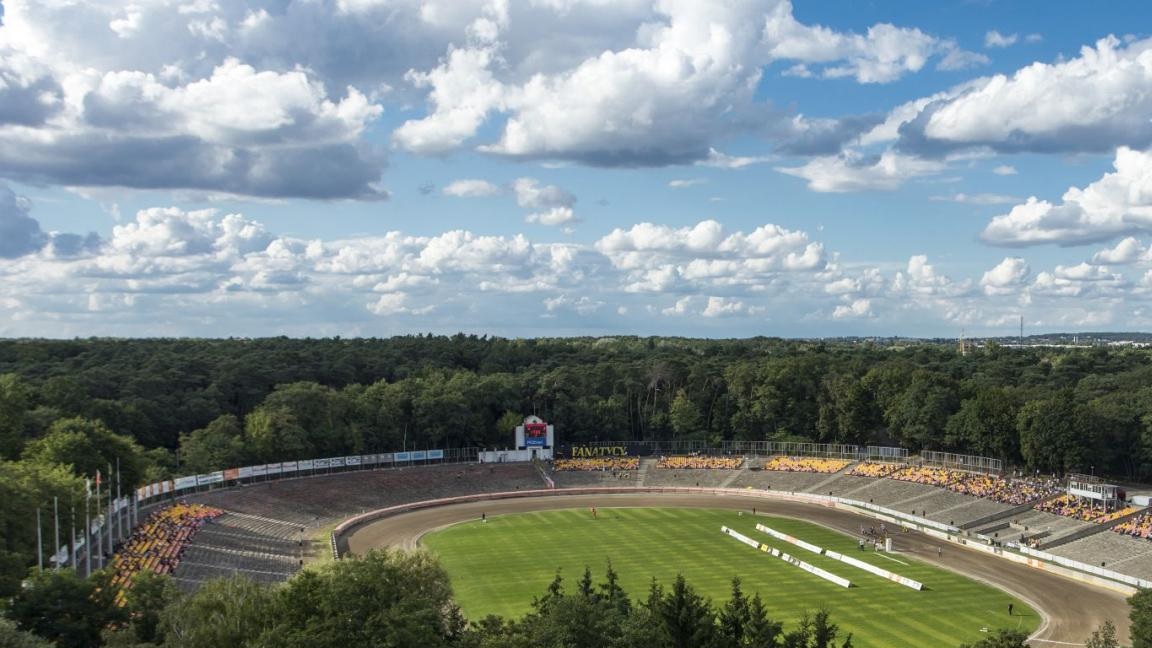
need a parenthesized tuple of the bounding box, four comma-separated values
(110, 502, 223, 604)
(1112, 511, 1152, 540)
(656, 455, 742, 469)
(553, 457, 639, 471)
(1034, 495, 1139, 524)
(846, 462, 905, 478)
(760, 456, 850, 473)
(889, 466, 1062, 505)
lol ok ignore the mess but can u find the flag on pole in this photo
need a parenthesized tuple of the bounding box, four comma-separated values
(95, 470, 102, 489)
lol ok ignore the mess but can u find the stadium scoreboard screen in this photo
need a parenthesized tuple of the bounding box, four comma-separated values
(514, 415, 554, 453)
(525, 422, 548, 446)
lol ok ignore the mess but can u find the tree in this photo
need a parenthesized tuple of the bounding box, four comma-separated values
(0, 460, 85, 596)
(161, 574, 276, 648)
(178, 415, 247, 473)
(659, 574, 715, 648)
(7, 568, 124, 648)
(958, 628, 1029, 648)
(884, 370, 960, 449)
(944, 389, 1019, 460)
(0, 617, 52, 648)
(244, 406, 311, 463)
(124, 570, 180, 645)
(1086, 620, 1119, 648)
(717, 578, 751, 648)
(669, 389, 704, 442)
(1018, 394, 1086, 473)
(257, 549, 463, 648)
(745, 592, 783, 647)
(1132, 588, 1152, 648)
(21, 417, 147, 489)
(0, 374, 32, 460)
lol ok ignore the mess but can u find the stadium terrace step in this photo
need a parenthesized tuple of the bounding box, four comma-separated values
(718, 464, 747, 489)
(1040, 507, 1149, 550)
(804, 462, 858, 495)
(960, 500, 1039, 531)
(635, 458, 655, 488)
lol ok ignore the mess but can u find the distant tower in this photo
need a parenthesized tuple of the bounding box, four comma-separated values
(1019, 315, 1024, 346)
(959, 328, 968, 356)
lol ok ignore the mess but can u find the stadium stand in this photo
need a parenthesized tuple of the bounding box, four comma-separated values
(1034, 495, 1139, 524)
(891, 467, 1061, 505)
(1047, 528, 1152, 580)
(759, 456, 851, 473)
(655, 455, 743, 470)
(552, 457, 639, 472)
(846, 462, 904, 478)
(110, 503, 222, 603)
(162, 455, 1152, 590)
(1113, 510, 1152, 540)
(176, 463, 541, 590)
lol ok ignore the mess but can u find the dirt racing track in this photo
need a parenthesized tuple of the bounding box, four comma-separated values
(344, 491, 1132, 647)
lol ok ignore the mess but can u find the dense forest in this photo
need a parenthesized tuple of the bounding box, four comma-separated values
(2, 336, 1152, 483)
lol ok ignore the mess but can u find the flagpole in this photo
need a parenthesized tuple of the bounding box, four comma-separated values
(106, 463, 113, 557)
(84, 484, 92, 577)
(53, 496, 60, 571)
(70, 500, 77, 572)
(115, 458, 122, 542)
(95, 471, 103, 569)
(36, 508, 43, 573)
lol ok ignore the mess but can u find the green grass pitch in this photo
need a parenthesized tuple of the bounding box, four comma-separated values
(421, 507, 1039, 648)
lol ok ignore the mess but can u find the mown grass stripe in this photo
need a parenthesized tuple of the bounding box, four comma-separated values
(422, 508, 1035, 648)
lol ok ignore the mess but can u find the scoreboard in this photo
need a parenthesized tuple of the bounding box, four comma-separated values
(525, 422, 548, 446)
(515, 415, 554, 451)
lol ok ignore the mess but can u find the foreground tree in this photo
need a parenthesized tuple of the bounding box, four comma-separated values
(1132, 588, 1152, 648)
(1086, 620, 1119, 648)
(0, 617, 52, 648)
(958, 628, 1029, 648)
(6, 569, 123, 648)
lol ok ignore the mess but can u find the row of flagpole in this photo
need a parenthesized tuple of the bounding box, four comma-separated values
(35, 458, 139, 577)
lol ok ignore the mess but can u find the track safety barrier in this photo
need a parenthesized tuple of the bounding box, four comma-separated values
(755, 523, 924, 591)
(721, 526, 851, 588)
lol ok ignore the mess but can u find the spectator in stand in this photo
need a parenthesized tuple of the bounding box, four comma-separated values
(1035, 495, 1138, 524)
(891, 466, 1062, 505)
(1112, 510, 1152, 540)
(553, 457, 639, 472)
(760, 457, 850, 473)
(846, 462, 904, 478)
(656, 456, 743, 469)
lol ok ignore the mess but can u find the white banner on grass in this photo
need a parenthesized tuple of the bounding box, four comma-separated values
(825, 550, 924, 590)
(720, 526, 851, 588)
(755, 524, 824, 554)
(721, 526, 762, 549)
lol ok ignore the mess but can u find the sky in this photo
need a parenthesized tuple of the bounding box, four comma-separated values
(1, 0, 1152, 339)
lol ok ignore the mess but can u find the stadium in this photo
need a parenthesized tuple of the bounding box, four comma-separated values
(104, 419, 1152, 647)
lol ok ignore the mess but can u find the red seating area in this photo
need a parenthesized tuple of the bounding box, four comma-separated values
(109, 502, 223, 604)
